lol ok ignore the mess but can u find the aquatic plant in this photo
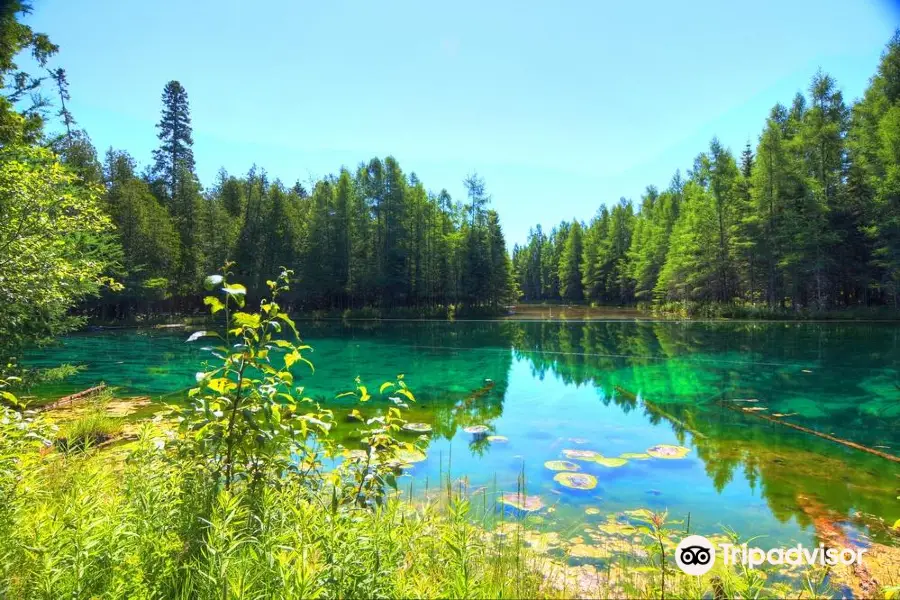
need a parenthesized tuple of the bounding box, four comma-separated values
(568, 543, 610, 559)
(498, 492, 544, 512)
(553, 472, 598, 490)
(593, 457, 628, 468)
(463, 425, 490, 435)
(402, 422, 433, 433)
(395, 447, 427, 463)
(487, 435, 508, 443)
(646, 444, 691, 459)
(619, 452, 651, 460)
(561, 449, 602, 461)
(544, 460, 581, 471)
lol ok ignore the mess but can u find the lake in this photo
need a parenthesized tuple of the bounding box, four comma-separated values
(22, 319, 900, 557)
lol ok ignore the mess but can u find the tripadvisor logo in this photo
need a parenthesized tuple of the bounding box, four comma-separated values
(675, 534, 867, 576)
(675, 535, 716, 575)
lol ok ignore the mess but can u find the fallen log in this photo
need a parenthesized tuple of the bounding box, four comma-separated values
(42, 384, 106, 411)
(717, 400, 900, 463)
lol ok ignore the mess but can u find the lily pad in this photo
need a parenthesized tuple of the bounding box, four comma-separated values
(619, 452, 650, 460)
(646, 444, 691, 459)
(561, 449, 602, 461)
(499, 492, 544, 512)
(593, 457, 628, 468)
(544, 460, 581, 472)
(569, 543, 610, 559)
(395, 448, 427, 463)
(463, 425, 490, 435)
(402, 422, 433, 433)
(487, 435, 508, 443)
(554, 472, 598, 490)
(597, 520, 637, 536)
(585, 507, 601, 515)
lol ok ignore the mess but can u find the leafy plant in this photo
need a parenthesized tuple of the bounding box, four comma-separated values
(175, 262, 332, 492)
(335, 374, 422, 507)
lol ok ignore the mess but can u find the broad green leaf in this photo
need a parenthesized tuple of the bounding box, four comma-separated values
(0, 390, 19, 406)
(232, 312, 260, 328)
(222, 283, 247, 296)
(207, 378, 236, 394)
(203, 296, 225, 314)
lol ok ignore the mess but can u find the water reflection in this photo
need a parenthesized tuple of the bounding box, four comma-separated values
(22, 319, 900, 544)
(322, 319, 899, 542)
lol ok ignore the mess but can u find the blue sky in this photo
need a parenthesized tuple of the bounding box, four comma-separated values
(26, 0, 900, 246)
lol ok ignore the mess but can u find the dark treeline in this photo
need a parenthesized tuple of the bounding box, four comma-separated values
(64, 82, 517, 318)
(514, 32, 900, 311)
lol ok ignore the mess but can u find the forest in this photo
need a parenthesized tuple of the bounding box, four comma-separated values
(2, 4, 899, 599)
(0, 0, 520, 370)
(513, 33, 900, 313)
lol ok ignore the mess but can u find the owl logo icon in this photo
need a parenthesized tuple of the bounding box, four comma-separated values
(675, 535, 716, 576)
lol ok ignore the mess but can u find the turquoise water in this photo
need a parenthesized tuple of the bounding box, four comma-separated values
(22, 320, 900, 552)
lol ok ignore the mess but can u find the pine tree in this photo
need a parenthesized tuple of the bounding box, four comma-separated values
(559, 220, 584, 301)
(152, 81, 195, 202)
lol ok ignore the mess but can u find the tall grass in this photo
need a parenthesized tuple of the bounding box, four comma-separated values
(1, 422, 550, 599)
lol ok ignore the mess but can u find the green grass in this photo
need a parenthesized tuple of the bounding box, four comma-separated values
(0, 419, 858, 599)
(54, 403, 122, 453)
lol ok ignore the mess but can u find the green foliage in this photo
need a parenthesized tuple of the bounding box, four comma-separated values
(176, 264, 330, 491)
(0, 266, 557, 598)
(0, 144, 117, 363)
(516, 30, 900, 313)
(558, 220, 584, 301)
(0, 1, 59, 144)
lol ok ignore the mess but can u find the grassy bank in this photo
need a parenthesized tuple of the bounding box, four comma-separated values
(648, 301, 900, 321)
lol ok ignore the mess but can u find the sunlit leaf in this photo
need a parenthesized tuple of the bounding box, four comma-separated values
(222, 283, 247, 296)
(203, 296, 225, 314)
(396, 388, 415, 403)
(232, 312, 260, 328)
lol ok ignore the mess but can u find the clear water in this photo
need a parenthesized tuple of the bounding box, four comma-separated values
(22, 320, 900, 551)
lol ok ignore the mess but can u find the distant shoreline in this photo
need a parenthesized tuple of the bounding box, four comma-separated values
(82, 303, 900, 330)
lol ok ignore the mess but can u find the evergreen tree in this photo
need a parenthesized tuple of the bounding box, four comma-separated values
(559, 220, 584, 301)
(152, 81, 195, 201)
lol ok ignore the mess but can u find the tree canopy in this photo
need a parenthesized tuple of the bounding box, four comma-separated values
(514, 32, 900, 311)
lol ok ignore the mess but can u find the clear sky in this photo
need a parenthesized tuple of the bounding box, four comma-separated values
(26, 0, 900, 247)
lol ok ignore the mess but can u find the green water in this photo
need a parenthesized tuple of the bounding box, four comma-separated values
(22, 320, 900, 553)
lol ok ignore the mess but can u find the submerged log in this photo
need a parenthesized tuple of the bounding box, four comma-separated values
(717, 400, 900, 463)
(796, 494, 881, 597)
(42, 384, 106, 411)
